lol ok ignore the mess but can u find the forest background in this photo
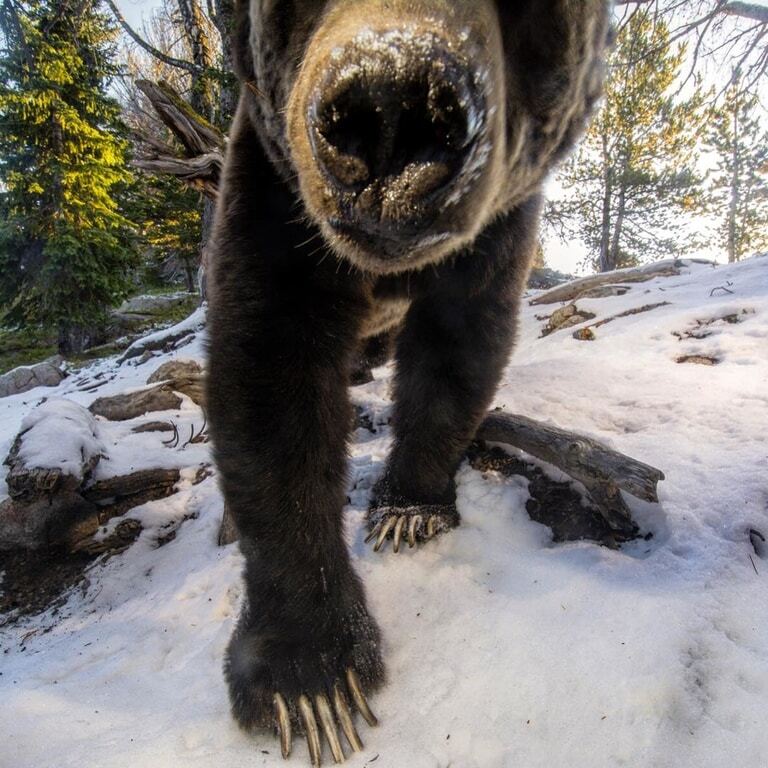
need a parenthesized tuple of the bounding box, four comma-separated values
(0, 0, 766, 366)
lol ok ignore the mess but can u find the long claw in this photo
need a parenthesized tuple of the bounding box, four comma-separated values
(364, 522, 381, 545)
(299, 694, 323, 767)
(393, 515, 406, 553)
(408, 515, 422, 548)
(373, 516, 396, 552)
(333, 683, 364, 753)
(274, 693, 292, 759)
(426, 515, 437, 539)
(346, 668, 378, 727)
(316, 694, 345, 764)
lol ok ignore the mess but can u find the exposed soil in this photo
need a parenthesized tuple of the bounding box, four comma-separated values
(0, 546, 100, 625)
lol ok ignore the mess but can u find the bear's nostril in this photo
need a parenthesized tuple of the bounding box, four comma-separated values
(311, 64, 477, 194)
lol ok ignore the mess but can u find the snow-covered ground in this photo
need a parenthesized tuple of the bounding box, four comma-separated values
(2, 256, 767, 768)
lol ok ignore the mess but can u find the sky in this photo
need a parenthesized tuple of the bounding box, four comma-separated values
(113, 0, 768, 275)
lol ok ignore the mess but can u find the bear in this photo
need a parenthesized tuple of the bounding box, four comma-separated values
(206, 1, 611, 764)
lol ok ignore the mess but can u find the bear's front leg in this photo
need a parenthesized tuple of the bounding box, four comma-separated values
(208, 112, 384, 764)
(368, 203, 539, 552)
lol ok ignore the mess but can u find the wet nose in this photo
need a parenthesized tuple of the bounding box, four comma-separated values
(309, 40, 483, 198)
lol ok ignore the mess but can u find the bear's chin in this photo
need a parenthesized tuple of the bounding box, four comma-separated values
(319, 222, 472, 276)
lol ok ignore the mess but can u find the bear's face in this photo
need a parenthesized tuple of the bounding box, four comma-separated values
(240, 0, 609, 274)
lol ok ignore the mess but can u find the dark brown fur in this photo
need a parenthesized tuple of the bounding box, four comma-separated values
(207, 0, 610, 747)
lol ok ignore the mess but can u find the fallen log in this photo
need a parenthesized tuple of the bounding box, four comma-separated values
(89, 384, 183, 421)
(529, 259, 712, 306)
(83, 468, 181, 503)
(219, 408, 665, 545)
(4, 399, 102, 501)
(476, 410, 664, 535)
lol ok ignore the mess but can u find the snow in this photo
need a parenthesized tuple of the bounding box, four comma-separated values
(2, 255, 768, 767)
(15, 398, 103, 480)
(119, 305, 207, 360)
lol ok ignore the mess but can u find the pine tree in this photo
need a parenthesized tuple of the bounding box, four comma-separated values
(126, 173, 202, 292)
(548, 11, 706, 272)
(0, 0, 136, 354)
(705, 82, 768, 262)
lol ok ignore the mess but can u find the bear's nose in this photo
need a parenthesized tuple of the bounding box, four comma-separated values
(308, 35, 483, 206)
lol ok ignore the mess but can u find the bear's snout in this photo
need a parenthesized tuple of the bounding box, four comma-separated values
(309, 33, 483, 209)
(285, 5, 507, 274)
(293, 28, 493, 266)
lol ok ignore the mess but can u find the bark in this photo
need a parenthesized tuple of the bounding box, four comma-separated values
(82, 468, 181, 503)
(609, 182, 627, 271)
(529, 258, 699, 305)
(88, 384, 183, 421)
(599, 133, 614, 273)
(133, 80, 224, 200)
(728, 104, 741, 263)
(476, 410, 664, 535)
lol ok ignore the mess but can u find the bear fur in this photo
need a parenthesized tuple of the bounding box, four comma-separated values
(207, 0, 611, 752)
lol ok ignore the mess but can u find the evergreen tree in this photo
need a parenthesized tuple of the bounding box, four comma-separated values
(705, 82, 768, 262)
(126, 173, 202, 292)
(549, 11, 706, 272)
(0, 0, 136, 354)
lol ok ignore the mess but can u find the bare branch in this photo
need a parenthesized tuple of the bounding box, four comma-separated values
(723, 2, 768, 23)
(103, 0, 202, 75)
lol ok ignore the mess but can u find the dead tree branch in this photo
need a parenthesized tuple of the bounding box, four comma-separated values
(132, 79, 224, 198)
(476, 410, 665, 535)
(103, 0, 203, 75)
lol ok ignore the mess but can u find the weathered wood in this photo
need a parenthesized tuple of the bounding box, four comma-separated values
(467, 445, 634, 547)
(4, 401, 101, 501)
(218, 502, 238, 546)
(0, 493, 97, 550)
(131, 421, 176, 434)
(529, 259, 712, 306)
(134, 154, 222, 199)
(146, 362, 205, 406)
(146, 359, 203, 384)
(133, 79, 225, 199)
(571, 302, 671, 341)
(119, 324, 203, 363)
(83, 468, 181, 503)
(136, 80, 224, 156)
(476, 410, 664, 534)
(89, 384, 183, 421)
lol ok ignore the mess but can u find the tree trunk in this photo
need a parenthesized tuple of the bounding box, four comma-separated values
(728, 104, 741, 263)
(210, 0, 237, 124)
(58, 322, 91, 356)
(599, 133, 614, 273)
(608, 181, 627, 270)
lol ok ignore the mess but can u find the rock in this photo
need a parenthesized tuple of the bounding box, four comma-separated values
(0, 356, 66, 398)
(147, 359, 203, 384)
(573, 328, 596, 341)
(0, 492, 97, 550)
(541, 303, 596, 336)
(89, 384, 183, 421)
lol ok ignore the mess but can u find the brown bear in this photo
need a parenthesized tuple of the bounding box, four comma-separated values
(207, 1, 611, 764)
